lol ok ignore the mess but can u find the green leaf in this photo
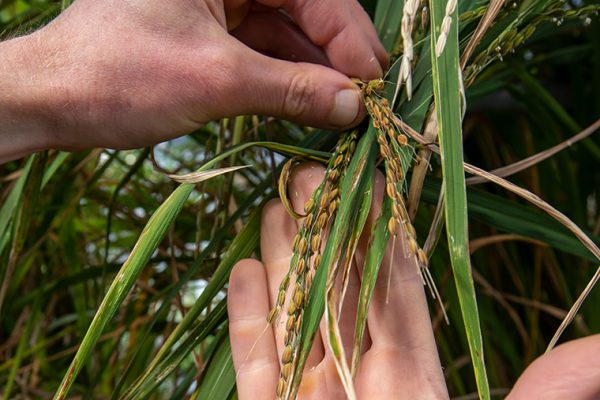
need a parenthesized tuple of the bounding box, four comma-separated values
(53, 182, 196, 400)
(429, 0, 490, 398)
(196, 330, 237, 400)
(374, 0, 404, 51)
(351, 196, 392, 375)
(0, 155, 35, 258)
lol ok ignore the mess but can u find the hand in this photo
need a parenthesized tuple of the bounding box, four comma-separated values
(507, 334, 600, 399)
(228, 163, 449, 399)
(227, 162, 600, 399)
(0, 0, 387, 162)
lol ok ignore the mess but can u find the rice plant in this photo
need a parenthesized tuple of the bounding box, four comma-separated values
(1, 0, 599, 399)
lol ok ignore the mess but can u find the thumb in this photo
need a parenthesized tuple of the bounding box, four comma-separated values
(507, 334, 600, 399)
(227, 48, 365, 129)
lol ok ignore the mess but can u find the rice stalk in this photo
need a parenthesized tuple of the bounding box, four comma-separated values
(392, 0, 420, 104)
(360, 81, 444, 300)
(270, 132, 357, 400)
(464, 2, 600, 86)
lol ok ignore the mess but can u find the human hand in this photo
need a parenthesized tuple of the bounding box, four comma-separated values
(227, 162, 600, 399)
(0, 0, 387, 162)
(507, 334, 600, 399)
(228, 163, 449, 399)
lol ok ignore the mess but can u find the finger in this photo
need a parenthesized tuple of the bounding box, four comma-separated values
(353, 169, 447, 395)
(287, 162, 326, 224)
(347, 1, 389, 69)
(337, 261, 370, 359)
(228, 259, 279, 400)
(257, 0, 384, 80)
(223, 0, 250, 30)
(261, 197, 325, 367)
(355, 345, 449, 399)
(230, 9, 331, 66)
(508, 334, 600, 400)
(230, 44, 365, 130)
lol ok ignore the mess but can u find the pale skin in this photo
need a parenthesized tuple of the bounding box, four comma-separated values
(228, 163, 600, 400)
(1, 1, 598, 397)
(0, 0, 387, 163)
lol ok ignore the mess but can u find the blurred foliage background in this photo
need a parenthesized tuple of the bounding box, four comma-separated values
(1, 0, 599, 399)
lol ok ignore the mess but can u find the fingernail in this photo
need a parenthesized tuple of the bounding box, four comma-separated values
(329, 89, 360, 127)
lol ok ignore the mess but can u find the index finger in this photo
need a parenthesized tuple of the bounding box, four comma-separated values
(256, 0, 386, 79)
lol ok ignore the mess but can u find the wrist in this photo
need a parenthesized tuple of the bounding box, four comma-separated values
(0, 33, 62, 163)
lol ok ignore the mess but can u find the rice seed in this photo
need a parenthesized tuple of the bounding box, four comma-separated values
(317, 194, 329, 212)
(314, 254, 322, 269)
(311, 234, 320, 253)
(435, 0, 458, 56)
(297, 237, 308, 256)
(304, 213, 313, 227)
(388, 217, 398, 235)
(392, 203, 403, 219)
(381, 143, 392, 159)
(268, 307, 279, 323)
(328, 169, 339, 182)
(317, 212, 328, 229)
(277, 290, 286, 308)
(287, 299, 297, 315)
(296, 258, 306, 275)
(417, 248, 429, 266)
(304, 198, 315, 214)
(282, 362, 293, 380)
(397, 133, 409, 146)
(282, 346, 293, 364)
(293, 284, 304, 307)
(386, 182, 396, 199)
(328, 200, 337, 215)
(408, 237, 419, 254)
(406, 221, 417, 238)
(286, 315, 296, 333)
(277, 379, 286, 397)
(328, 188, 339, 202)
(395, 0, 419, 101)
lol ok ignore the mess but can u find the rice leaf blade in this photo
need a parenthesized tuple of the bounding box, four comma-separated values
(429, 0, 490, 397)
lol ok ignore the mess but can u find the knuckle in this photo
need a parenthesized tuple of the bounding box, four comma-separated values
(282, 73, 316, 118)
